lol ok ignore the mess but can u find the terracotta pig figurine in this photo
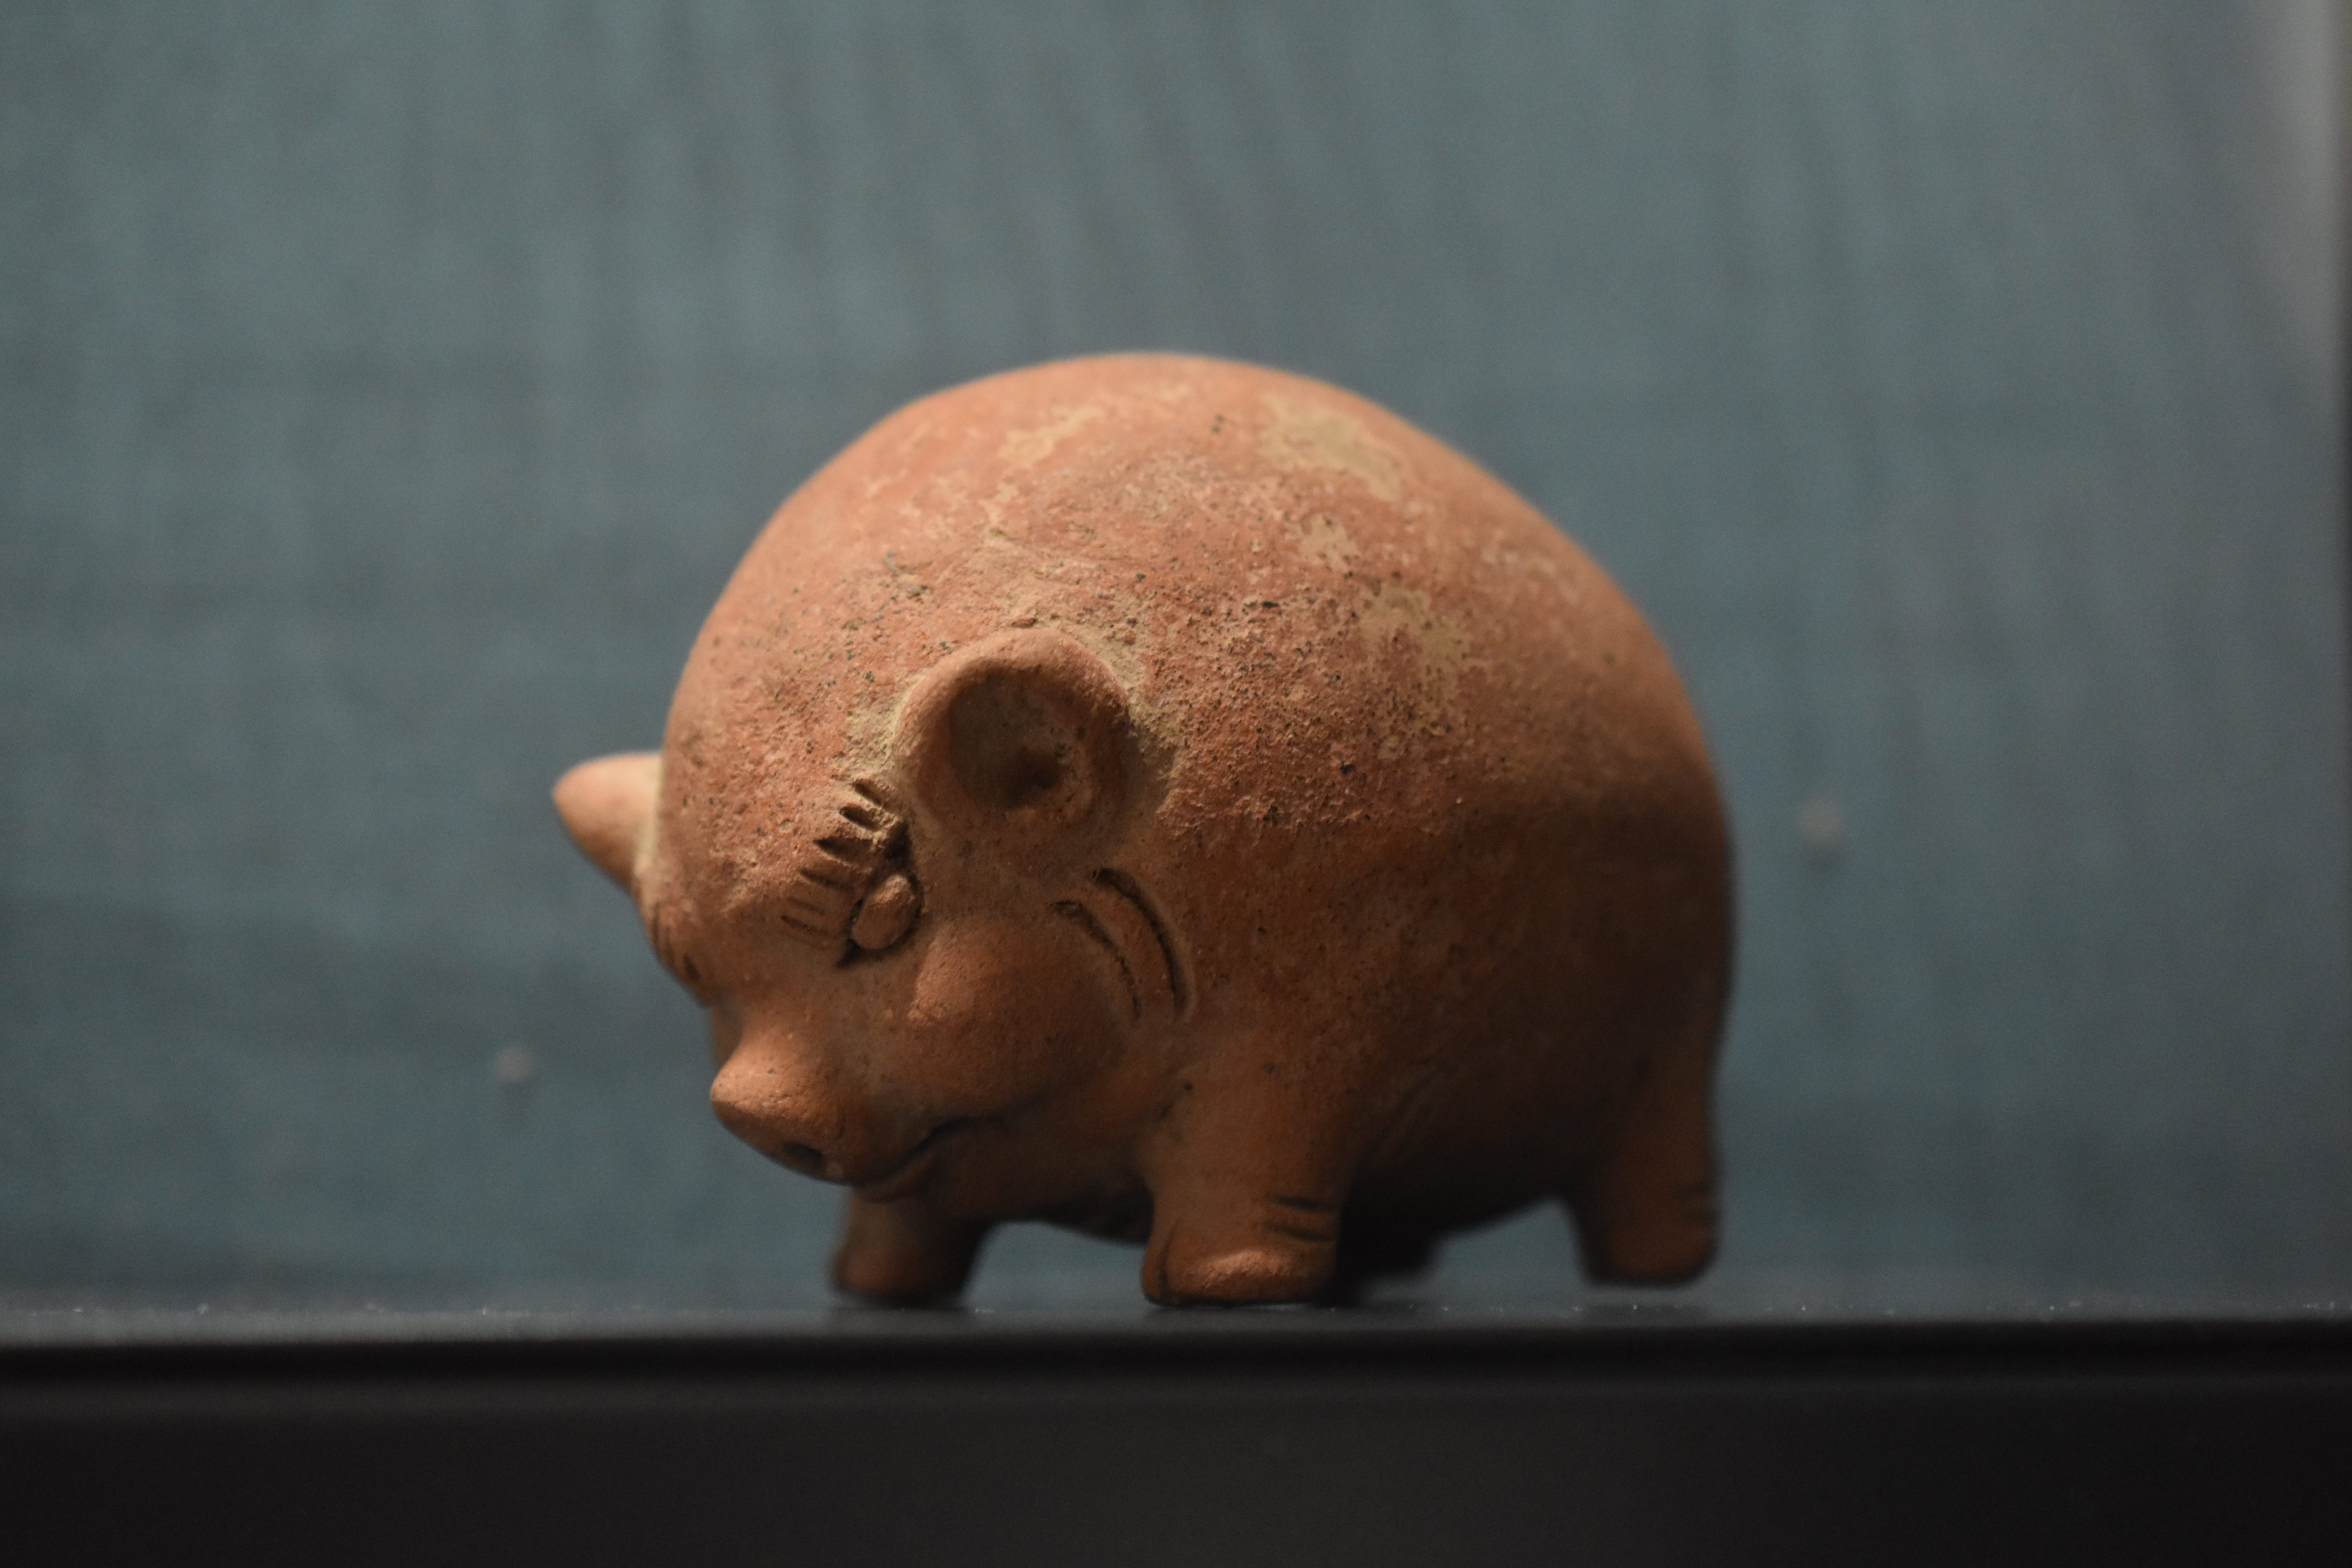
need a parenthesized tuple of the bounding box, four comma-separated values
(555, 354, 1730, 1305)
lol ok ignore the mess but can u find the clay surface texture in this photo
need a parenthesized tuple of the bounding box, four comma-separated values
(556, 356, 1730, 1305)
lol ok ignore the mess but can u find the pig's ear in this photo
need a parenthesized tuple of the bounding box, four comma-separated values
(554, 751, 661, 891)
(898, 629, 1132, 860)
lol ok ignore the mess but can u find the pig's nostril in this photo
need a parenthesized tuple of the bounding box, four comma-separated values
(781, 1141, 824, 1172)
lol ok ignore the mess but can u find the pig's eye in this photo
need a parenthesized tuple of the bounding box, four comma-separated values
(848, 869, 921, 955)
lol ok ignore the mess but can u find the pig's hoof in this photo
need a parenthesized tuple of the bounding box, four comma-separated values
(832, 1195, 986, 1305)
(1570, 1182, 1718, 1285)
(833, 1248, 967, 1305)
(1146, 1237, 1331, 1306)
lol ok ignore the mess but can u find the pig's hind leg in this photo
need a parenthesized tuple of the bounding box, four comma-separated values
(1559, 1014, 1719, 1285)
(832, 1191, 991, 1305)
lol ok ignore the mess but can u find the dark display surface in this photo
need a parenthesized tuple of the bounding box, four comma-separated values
(6, 1308, 2347, 1566)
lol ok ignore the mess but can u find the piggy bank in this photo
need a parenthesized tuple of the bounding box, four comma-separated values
(555, 355, 1730, 1305)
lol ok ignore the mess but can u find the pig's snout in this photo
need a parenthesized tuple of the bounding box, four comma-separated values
(710, 1047, 875, 1184)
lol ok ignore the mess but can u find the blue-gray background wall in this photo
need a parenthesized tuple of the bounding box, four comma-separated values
(4, 1, 2347, 1308)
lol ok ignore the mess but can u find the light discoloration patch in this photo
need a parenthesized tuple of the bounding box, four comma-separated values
(1355, 582, 1476, 697)
(1288, 513, 1359, 574)
(1259, 396, 1401, 502)
(1000, 403, 1108, 470)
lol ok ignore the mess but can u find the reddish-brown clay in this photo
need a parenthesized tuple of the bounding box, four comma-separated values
(555, 355, 1731, 1305)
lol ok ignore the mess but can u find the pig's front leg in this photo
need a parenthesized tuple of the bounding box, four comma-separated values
(832, 1191, 991, 1305)
(1137, 1063, 1357, 1306)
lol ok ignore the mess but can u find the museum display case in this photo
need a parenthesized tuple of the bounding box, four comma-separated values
(4, 4, 2347, 1560)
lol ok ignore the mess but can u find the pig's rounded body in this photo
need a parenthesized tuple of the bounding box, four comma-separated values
(561, 355, 1729, 1303)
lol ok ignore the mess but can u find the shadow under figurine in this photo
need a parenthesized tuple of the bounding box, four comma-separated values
(555, 354, 1731, 1306)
